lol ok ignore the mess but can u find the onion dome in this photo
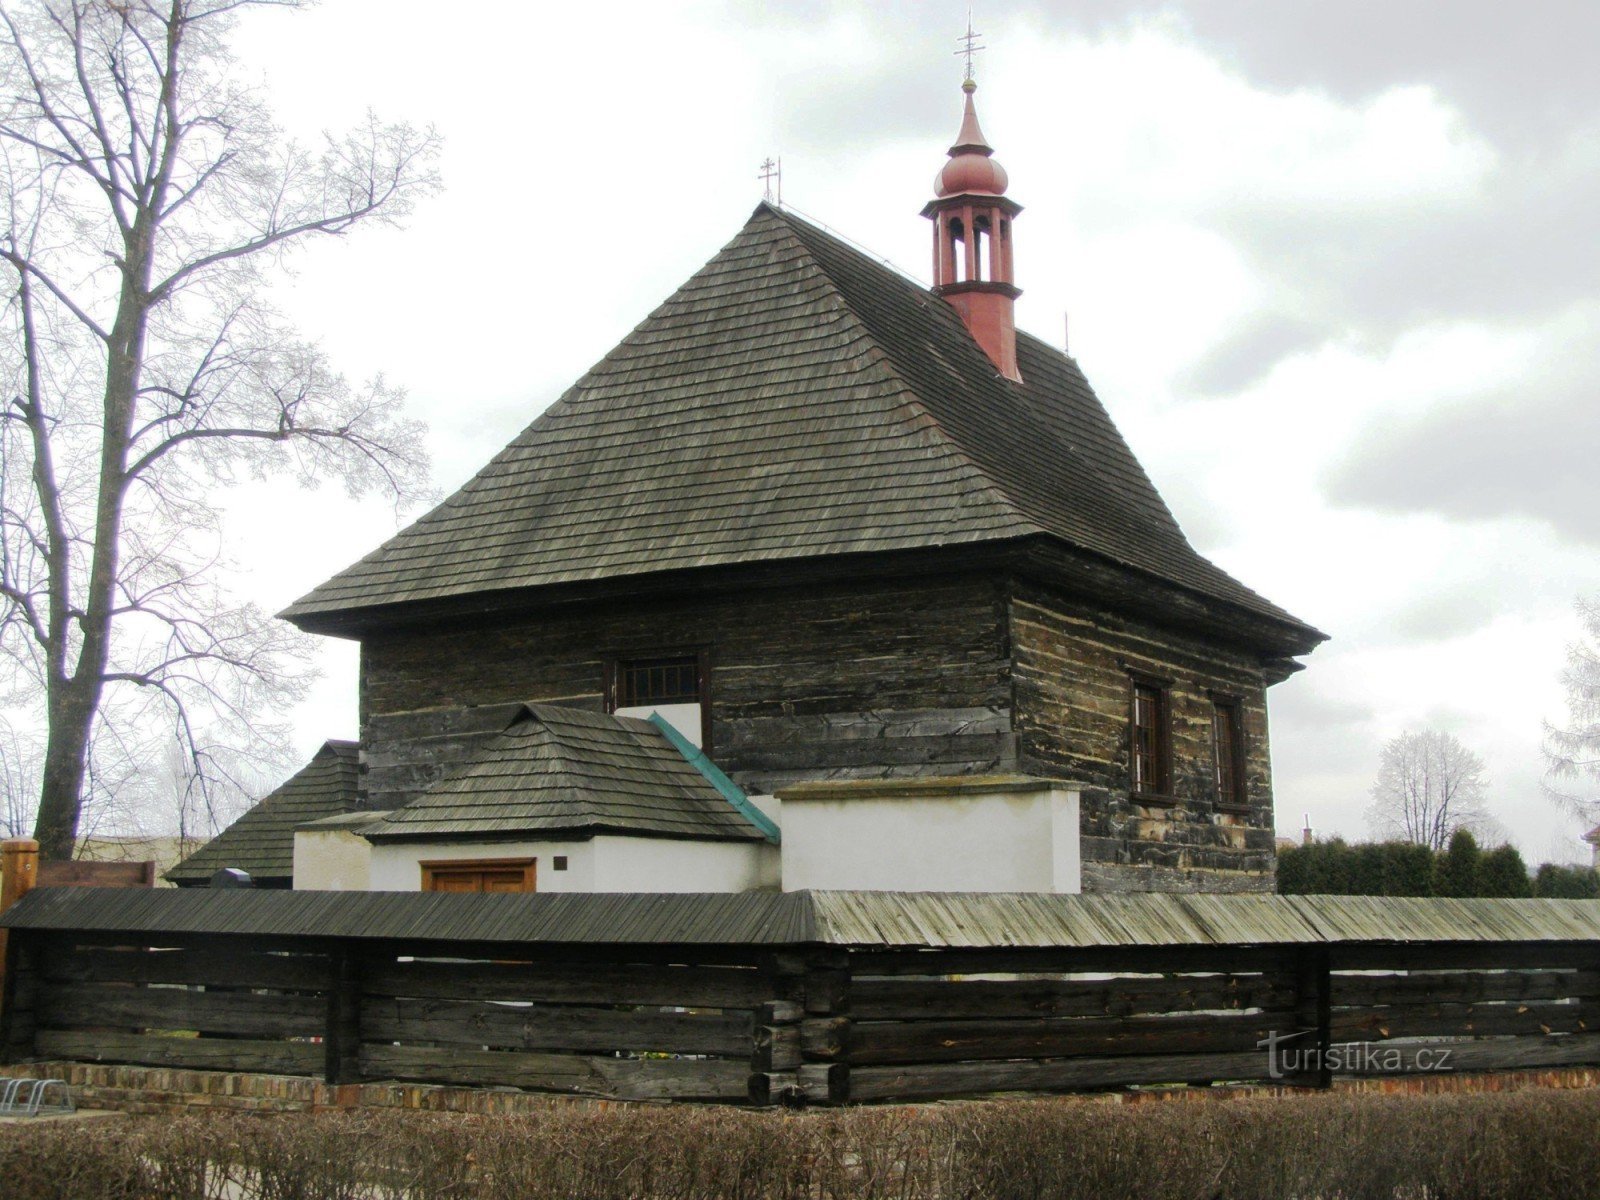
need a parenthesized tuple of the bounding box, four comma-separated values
(934, 80, 1009, 198)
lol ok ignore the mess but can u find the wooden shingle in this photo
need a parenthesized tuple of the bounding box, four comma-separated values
(361, 705, 769, 844)
(164, 741, 359, 885)
(282, 205, 1320, 648)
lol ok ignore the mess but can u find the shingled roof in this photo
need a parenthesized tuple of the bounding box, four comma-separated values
(361, 705, 770, 844)
(284, 204, 1319, 646)
(165, 741, 359, 885)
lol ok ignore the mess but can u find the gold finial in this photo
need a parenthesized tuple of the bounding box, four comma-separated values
(956, 10, 985, 85)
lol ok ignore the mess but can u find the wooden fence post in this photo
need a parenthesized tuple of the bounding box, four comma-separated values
(324, 942, 363, 1086)
(1291, 944, 1332, 1088)
(751, 949, 851, 1105)
(0, 838, 40, 1024)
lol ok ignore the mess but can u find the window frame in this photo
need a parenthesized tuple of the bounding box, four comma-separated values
(604, 646, 713, 751)
(1127, 673, 1173, 803)
(1210, 694, 1251, 815)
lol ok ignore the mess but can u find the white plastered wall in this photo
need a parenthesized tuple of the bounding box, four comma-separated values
(293, 829, 375, 891)
(367, 838, 597, 892)
(778, 778, 1081, 893)
(365, 834, 778, 893)
(591, 835, 779, 892)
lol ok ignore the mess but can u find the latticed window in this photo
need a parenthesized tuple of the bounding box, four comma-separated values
(1213, 700, 1244, 809)
(1130, 681, 1169, 795)
(609, 653, 708, 748)
(615, 656, 700, 708)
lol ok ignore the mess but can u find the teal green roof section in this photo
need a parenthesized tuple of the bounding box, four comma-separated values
(647, 712, 781, 844)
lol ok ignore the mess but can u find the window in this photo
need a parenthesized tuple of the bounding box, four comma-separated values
(1130, 679, 1170, 797)
(1213, 700, 1247, 811)
(608, 652, 708, 748)
(421, 858, 536, 893)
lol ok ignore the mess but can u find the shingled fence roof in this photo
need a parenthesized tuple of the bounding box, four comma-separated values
(164, 741, 359, 885)
(7, 888, 1600, 950)
(361, 705, 771, 844)
(283, 204, 1322, 651)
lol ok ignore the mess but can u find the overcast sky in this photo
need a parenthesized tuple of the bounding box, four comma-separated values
(217, 0, 1600, 862)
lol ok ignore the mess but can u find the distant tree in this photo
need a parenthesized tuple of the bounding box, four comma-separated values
(1278, 839, 1436, 896)
(0, 1, 437, 859)
(1375, 841, 1437, 897)
(1533, 862, 1600, 899)
(1366, 731, 1493, 852)
(0, 719, 37, 837)
(1277, 839, 1347, 894)
(1544, 596, 1600, 829)
(1433, 829, 1483, 898)
(1478, 844, 1532, 898)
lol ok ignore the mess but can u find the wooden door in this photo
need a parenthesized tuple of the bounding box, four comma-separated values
(420, 858, 536, 893)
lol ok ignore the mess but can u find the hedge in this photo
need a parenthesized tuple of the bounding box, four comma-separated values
(4, 1088, 1600, 1199)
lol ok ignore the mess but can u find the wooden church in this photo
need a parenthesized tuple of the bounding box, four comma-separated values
(171, 77, 1324, 896)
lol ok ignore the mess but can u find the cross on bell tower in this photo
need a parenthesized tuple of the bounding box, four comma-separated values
(921, 38, 1023, 383)
(956, 13, 985, 84)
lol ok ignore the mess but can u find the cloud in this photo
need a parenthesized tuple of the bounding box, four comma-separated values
(1180, 313, 1325, 396)
(1022, 1, 1600, 147)
(1323, 312, 1600, 544)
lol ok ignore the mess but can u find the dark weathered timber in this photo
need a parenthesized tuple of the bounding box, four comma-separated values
(1330, 944, 1598, 972)
(801, 1016, 851, 1060)
(362, 957, 777, 1009)
(0, 932, 38, 1063)
(851, 1049, 1271, 1102)
(752, 1024, 801, 1072)
(805, 966, 851, 1015)
(731, 732, 1017, 773)
(747, 1071, 801, 1107)
(1010, 584, 1279, 890)
(799, 1062, 850, 1104)
(44, 945, 330, 991)
(1331, 1001, 1588, 1041)
(37, 1030, 323, 1076)
(850, 972, 1296, 1020)
(846, 1010, 1290, 1066)
(1291, 945, 1332, 1088)
(39, 983, 324, 1039)
(757, 1000, 805, 1024)
(1330, 970, 1600, 1008)
(1331, 1034, 1600, 1077)
(357, 575, 1015, 812)
(326, 946, 362, 1085)
(359, 1043, 751, 1101)
(360, 996, 753, 1056)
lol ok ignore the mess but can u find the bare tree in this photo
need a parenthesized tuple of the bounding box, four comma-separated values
(1365, 730, 1493, 852)
(0, 1, 436, 859)
(0, 716, 38, 835)
(1544, 595, 1600, 827)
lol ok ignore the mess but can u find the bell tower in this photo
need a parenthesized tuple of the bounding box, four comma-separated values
(922, 78, 1023, 382)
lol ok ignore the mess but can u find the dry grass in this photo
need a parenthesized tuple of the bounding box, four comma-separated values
(2, 1088, 1598, 1199)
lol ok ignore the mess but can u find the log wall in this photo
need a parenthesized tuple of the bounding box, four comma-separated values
(5, 926, 1597, 1106)
(359, 574, 1015, 812)
(1009, 582, 1278, 893)
(358, 570, 1288, 894)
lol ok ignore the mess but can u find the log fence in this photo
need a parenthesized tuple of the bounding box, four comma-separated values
(2, 888, 1598, 1105)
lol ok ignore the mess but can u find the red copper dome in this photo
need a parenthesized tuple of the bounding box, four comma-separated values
(934, 80, 1009, 198)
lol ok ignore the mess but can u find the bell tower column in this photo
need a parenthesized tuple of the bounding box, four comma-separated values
(921, 79, 1023, 382)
